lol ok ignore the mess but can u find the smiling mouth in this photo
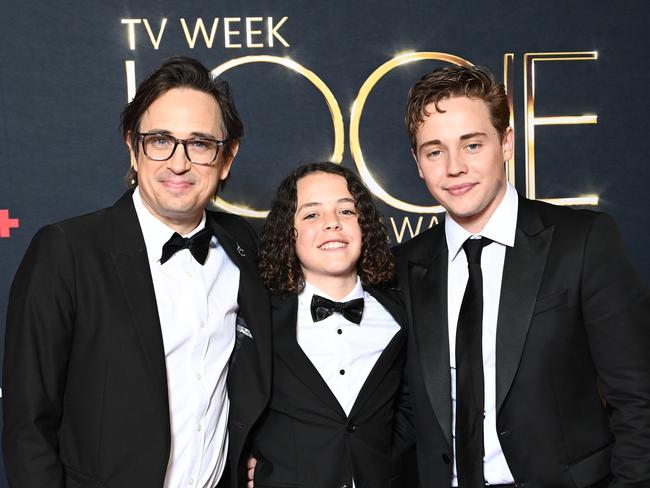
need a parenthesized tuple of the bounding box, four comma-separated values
(318, 241, 347, 250)
(162, 179, 194, 189)
(446, 183, 476, 196)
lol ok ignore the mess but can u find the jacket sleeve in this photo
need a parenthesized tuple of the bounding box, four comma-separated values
(2, 224, 74, 487)
(580, 213, 650, 487)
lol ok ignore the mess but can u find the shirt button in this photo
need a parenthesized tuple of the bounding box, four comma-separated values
(186, 271, 192, 278)
(196, 373, 202, 380)
(199, 320, 205, 328)
(197, 424, 202, 432)
(337, 329, 342, 335)
(188, 478, 194, 485)
(339, 369, 345, 375)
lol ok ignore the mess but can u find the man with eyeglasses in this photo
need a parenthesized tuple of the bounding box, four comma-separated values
(3, 57, 270, 488)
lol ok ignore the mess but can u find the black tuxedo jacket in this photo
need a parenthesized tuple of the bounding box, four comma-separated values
(250, 285, 408, 488)
(394, 196, 650, 488)
(2, 191, 271, 488)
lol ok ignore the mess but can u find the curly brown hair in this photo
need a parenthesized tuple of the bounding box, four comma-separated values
(260, 162, 394, 293)
(405, 65, 509, 150)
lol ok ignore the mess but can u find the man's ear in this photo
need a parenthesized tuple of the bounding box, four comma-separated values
(502, 127, 514, 162)
(126, 133, 138, 172)
(219, 140, 239, 181)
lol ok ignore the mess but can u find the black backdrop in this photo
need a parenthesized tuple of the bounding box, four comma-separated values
(1, 1, 648, 485)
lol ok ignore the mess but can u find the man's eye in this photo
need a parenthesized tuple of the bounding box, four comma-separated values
(150, 137, 172, 147)
(466, 143, 481, 151)
(188, 139, 213, 152)
(427, 150, 442, 158)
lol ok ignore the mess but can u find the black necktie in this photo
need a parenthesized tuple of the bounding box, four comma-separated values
(310, 294, 364, 325)
(455, 237, 491, 488)
(160, 228, 213, 265)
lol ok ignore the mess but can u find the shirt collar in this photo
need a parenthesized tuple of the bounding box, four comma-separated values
(445, 182, 518, 261)
(299, 276, 364, 307)
(132, 187, 207, 265)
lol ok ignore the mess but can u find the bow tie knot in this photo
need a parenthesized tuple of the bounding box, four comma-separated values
(160, 227, 213, 265)
(310, 294, 364, 325)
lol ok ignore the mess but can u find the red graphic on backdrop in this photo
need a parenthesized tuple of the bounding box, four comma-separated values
(0, 209, 20, 238)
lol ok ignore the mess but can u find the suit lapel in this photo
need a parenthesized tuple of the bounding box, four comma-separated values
(109, 192, 169, 406)
(207, 215, 272, 399)
(495, 197, 554, 413)
(348, 285, 406, 417)
(271, 293, 346, 416)
(407, 226, 453, 447)
(206, 216, 249, 270)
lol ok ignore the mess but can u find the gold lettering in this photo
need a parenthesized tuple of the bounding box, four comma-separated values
(524, 51, 599, 205)
(503, 53, 515, 185)
(267, 17, 289, 47)
(246, 17, 264, 48)
(142, 18, 167, 50)
(121, 19, 141, 50)
(390, 215, 439, 243)
(125, 60, 136, 102)
(224, 17, 242, 48)
(350, 51, 472, 213)
(180, 18, 220, 49)
(211, 55, 343, 218)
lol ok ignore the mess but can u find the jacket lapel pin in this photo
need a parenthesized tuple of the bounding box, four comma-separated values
(236, 243, 246, 256)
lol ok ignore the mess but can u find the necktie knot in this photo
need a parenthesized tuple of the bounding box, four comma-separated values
(462, 237, 491, 265)
(310, 294, 364, 325)
(160, 227, 213, 265)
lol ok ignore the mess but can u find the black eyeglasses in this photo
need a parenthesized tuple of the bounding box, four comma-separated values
(137, 132, 227, 165)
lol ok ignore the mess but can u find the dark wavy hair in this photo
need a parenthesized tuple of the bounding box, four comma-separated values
(120, 56, 243, 192)
(405, 65, 509, 150)
(260, 162, 394, 293)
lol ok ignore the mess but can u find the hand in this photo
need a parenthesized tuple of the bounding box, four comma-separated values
(247, 456, 257, 488)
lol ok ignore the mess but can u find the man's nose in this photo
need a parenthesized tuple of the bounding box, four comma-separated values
(446, 151, 467, 176)
(166, 143, 192, 173)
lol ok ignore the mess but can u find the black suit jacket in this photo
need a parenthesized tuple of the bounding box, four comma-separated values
(2, 191, 271, 488)
(394, 196, 650, 488)
(250, 285, 408, 488)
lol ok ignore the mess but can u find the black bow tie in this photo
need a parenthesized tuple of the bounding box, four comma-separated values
(310, 294, 364, 325)
(160, 228, 213, 265)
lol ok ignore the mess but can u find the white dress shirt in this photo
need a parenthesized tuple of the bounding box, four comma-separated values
(446, 183, 518, 485)
(133, 188, 239, 488)
(297, 278, 400, 416)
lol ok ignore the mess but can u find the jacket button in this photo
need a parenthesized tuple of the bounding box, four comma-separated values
(499, 430, 510, 437)
(346, 422, 358, 433)
(340, 484, 350, 488)
(442, 453, 451, 464)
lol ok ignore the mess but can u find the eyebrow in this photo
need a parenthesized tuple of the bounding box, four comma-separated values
(142, 129, 219, 140)
(459, 131, 487, 140)
(296, 197, 355, 212)
(418, 132, 488, 151)
(418, 139, 442, 150)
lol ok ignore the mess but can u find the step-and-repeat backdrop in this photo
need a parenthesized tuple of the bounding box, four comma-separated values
(1, 1, 648, 484)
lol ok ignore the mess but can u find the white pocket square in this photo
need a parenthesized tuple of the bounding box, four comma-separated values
(236, 324, 253, 339)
